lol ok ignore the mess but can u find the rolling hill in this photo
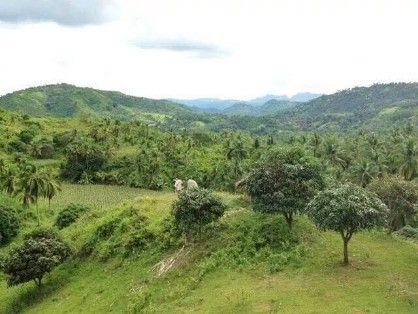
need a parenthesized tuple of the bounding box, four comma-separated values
(0, 83, 192, 120)
(263, 82, 418, 131)
(223, 99, 298, 116)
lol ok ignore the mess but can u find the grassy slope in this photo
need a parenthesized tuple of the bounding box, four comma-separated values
(0, 185, 417, 313)
(0, 84, 191, 120)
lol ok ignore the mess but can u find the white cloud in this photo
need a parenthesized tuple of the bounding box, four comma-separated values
(0, 0, 117, 26)
(0, 0, 417, 99)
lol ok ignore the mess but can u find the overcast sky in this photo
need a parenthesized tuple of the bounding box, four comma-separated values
(0, 0, 417, 100)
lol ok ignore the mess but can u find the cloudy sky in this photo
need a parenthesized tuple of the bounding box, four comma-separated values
(0, 0, 417, 100)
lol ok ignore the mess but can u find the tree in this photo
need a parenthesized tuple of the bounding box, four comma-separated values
(307, 183, 388, 265)
(353, 161, 375, 187)
(310, 132, 322, 157)
(400, 138, 417, 181)
(0, 205, 20, 244)
(246, 147, 324, 229)
(0, 166, 16, 195)
(369, 176, 418, 232)
(172, 189, 226, 237)
(3, 229, 71, 287)
(43, 173, 61, 211)
(16, 164, 47, 226)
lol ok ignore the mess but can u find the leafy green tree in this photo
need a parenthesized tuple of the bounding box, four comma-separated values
(3, 229, 71, 287)
(369, 176, 418, 232)
(60, 141, 106, 182)
(307, 183, 388, 265)
(0, 205, 20, 244)
(246, 148, 324, 229)
(172, 189, 226, 237)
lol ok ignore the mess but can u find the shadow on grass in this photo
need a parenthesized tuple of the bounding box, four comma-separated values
(3, 273, 68, 314)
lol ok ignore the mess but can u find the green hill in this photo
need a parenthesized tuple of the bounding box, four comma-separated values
(0, 83, 192, 120)
(0, 185, 417, 313)
(265, 83, 418, 131)
(223, 100, 297, 116)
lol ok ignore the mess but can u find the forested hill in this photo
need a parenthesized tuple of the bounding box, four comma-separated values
(0, 83, 192, 120)
(264, 83, 418, 131)
(1, 82, 417, 133)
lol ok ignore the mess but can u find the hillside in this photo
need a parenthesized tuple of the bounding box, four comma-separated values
(0, 185, 417, 313)
(173, 93, 319, 112)
(266, 83, 418, 131)
(224, 99, 297, 116)
(0, 84, 192, 120)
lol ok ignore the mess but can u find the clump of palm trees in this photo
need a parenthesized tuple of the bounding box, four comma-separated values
(0, 159, 61, 226)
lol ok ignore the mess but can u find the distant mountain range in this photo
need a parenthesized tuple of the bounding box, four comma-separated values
(170, 92, 321, 112)
(0, 82, 417, 132)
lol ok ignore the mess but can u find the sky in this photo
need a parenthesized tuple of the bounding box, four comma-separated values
(0, 0, 417, 100)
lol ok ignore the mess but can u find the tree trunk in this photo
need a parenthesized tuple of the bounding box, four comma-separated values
(343, 239, 349, 265)
(34, 277, 42, 287)
(284, 213, 293, 229)
(36, 203, 40, 226)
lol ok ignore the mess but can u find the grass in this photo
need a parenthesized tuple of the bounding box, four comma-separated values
(0, 185, 417, 313)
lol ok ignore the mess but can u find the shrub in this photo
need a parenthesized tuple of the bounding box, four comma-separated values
(172, 189, 226, 237)
(394, 225, 418, 240)
(18, 130, 35, 144)
(55, 204, 90, 229)
(0, 205, 20, 245)
(3, 228, 71, 287)
(53, 131, 74, 148)
(32, 139, 55, 159)
(307, 183, 388, 265)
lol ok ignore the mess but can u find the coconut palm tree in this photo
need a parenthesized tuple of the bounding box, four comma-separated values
(16, 165, 47, 226)
(353, 161, 375, 188)
(310, 133, 322, 157)
(43, 173, 61, 211)
(400, 138, 418, 181)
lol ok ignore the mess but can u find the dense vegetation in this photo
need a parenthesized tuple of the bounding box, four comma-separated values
(0, 82, 417, 313)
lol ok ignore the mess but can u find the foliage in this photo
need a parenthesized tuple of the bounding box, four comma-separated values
(3, 228, 71, 287)
(60, 141, 107, 182)
(55, 204, 90, 229)
(80, 207, 155, 259)
(369, 176, 418, 231)
(0, 205, 20, 245)
(394, 225, 418, 240)
(246, 147, 324, 228)
(172, 189, 226, 236)
(307, 183, 388, 264)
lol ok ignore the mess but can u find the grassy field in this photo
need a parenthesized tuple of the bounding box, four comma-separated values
(0, 184, 417, 313)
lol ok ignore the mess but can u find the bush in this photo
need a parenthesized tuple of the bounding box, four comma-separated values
(172, 189, 226, 237)
(394, 225, 418, 240)
(18, 130, 35, 144)
(32, 139, 55, 159)
(0, 205, 20, 245)
(3, 228, 71, 287)
(55, 204, 90, 229)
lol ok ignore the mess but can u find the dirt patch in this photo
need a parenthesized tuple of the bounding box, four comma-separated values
(151, 246, 190, 277)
